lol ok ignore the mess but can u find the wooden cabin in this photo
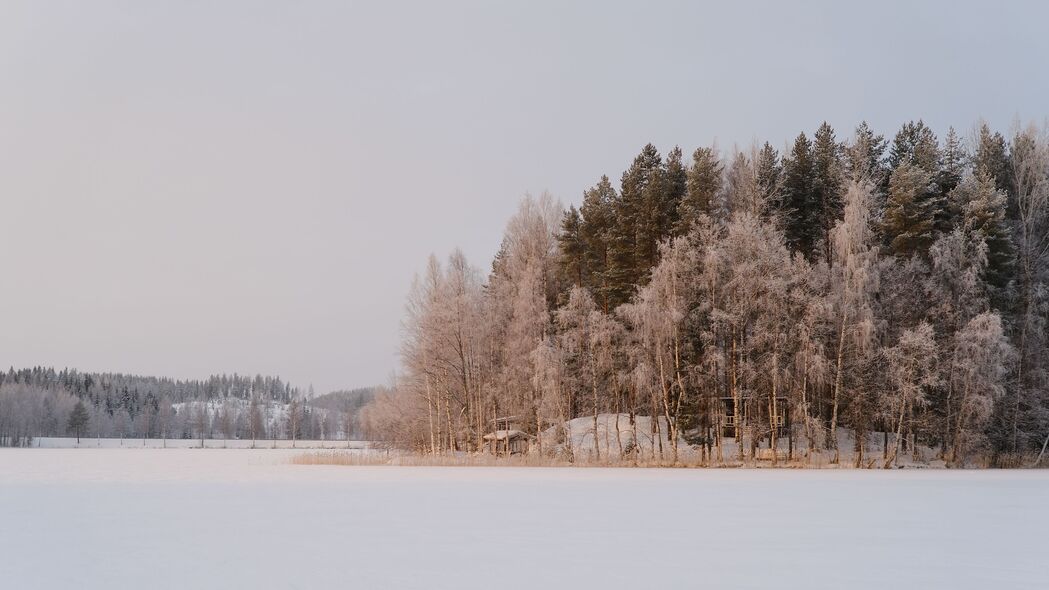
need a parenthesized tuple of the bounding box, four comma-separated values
(483, 429, 532, 455)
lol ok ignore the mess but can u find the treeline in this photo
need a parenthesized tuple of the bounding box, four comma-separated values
(0, 367, 374, 446)
(364, 120, 1049, 467)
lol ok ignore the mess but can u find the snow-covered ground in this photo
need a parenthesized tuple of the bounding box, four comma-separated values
(32, 436, 368, 449)
(1, 449, 1045, 589)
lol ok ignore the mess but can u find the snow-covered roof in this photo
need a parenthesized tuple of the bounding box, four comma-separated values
(482, 429, 531, 441)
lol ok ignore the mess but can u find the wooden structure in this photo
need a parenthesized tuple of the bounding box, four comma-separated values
(719, 397, 790, 439)
(483, 429, 532, 455)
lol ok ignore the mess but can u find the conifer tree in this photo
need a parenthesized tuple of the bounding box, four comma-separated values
(889, 120, 940, 173)
(812, 122, 845, 262)
(846, 121, 888, 185)
(755, 142, 782, 216)
(661, 146, 688, 233)
(558, 206, 585, 288)
(67, 400, 89, 443)
(974, 123, 1012, 196)
(676, 145, 723, 232)
(579, 176, 617, 311)
(940, 127, 967, 195)
(611, 144, 663, 297)
(780, 133, 818, 258)
(883, 162, 938, 257)
(949, 172, 1014, 295)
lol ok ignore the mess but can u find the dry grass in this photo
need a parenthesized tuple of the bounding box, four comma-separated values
(290, 450, 854, 469)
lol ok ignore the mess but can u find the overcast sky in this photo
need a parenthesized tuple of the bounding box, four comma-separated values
(1, 1, 1047, 394)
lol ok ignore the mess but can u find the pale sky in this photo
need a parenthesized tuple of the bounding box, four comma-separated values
(2, 1, 1047, 393)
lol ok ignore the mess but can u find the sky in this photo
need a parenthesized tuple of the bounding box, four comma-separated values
(1, 1, 1047, 394)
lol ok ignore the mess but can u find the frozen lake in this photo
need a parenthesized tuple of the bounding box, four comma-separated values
(1, 449, 1046, 589)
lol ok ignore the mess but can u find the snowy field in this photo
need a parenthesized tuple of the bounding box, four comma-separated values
(1, 449, 1046, 590)
(31, 436, 369, 449)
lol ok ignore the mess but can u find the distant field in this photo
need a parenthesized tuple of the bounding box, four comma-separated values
(1, 448, 1045, 589)
(31, 436, 370, 449)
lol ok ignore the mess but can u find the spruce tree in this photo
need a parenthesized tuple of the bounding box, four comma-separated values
(812, 122, 845, 261)
(676, 145, 723, 232)
(779, 133, 818, 258)
(662, 146, 687, 233)
(755, 142, 782, 217)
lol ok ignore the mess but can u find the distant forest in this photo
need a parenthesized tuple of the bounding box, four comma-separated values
(0, 366, 375, 446)
(362, 120, 1049, 467)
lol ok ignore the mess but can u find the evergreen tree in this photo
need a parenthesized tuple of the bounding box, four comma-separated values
(939, 127, 967, 197)
(883, 162, 938, 257)
(755, 141, 782, 217)
(613, 144, 663, 292)
(557, 206, 585, 288)
(950, 172, 1015, 297)
(676, 145, 723, 232)
(812, 122, 845, 261)
(889, 120, 940, 173)
(780, 133, 819, 258)
(974, 122, 1012, 196)
(661, 146, 688, 233)
(579, 176, 617, 311)
(846, 121, 888, 185)
(67, 401, 89, 443)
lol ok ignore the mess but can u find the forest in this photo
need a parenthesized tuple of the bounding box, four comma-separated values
(361, 120, 1049, 467)
(0, 367, 374, 446)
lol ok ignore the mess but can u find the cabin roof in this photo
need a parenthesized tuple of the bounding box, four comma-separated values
(482, 429, 531, 441)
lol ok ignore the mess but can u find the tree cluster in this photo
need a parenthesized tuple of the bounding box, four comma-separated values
(367, 120, 1049, 467)
(0, 367, 372, 446)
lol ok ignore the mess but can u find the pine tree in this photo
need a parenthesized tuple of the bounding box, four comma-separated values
(950, 172, 1015, 299)
(780, 133, 818, 258)
(756, 142, 782, 216)
(940, 127, 967, 195)
(558, 206, 585, 288)
(67, 400, 89, 443)
(974, 123, 1011, 196)
(613, 144, 663, 293)
(579, 176, 617, 311)
(846, 121, 888, 185)
(883, 162, 938, 257)
(812, 122, 845, 262)
(661, 146, 687, 233)
(889, 120, 940, 173)
(676, 145, 723, 232)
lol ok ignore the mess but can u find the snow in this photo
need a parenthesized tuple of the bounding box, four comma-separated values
(31, 436, 367, 449)
(1, 449, 1046, 589)
(543, 413, 685, 456)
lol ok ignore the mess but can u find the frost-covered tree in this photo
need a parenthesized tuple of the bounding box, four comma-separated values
(677, 145, 723, 231)
(883, 162, 938, 257)
(882, 323, 938, 467)
(948, 313, 1012, 465)
(826, 181, 880, 461)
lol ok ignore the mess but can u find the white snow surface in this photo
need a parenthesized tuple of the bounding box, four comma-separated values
(31, 436, 368, 449)
(1, 449, 1045, 589)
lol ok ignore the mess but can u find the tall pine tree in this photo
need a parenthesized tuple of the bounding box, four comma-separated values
(780, 133, 819, 258)
(676, 145, 723, 232)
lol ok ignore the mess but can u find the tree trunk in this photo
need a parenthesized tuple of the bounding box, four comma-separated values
(731, 331, 742, 462)
(830, 316, 848, 464)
